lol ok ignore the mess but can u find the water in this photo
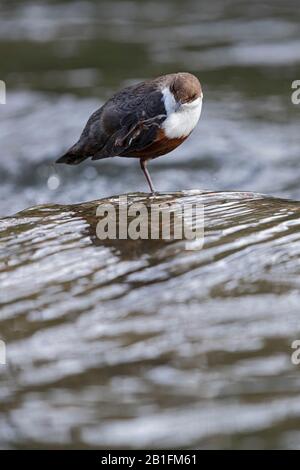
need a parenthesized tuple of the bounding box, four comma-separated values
(1, 191, 300, 449)
(1, 0, 300, 216)
(1, 0, 300, 449)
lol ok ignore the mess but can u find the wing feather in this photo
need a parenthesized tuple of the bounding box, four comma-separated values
(92, 88, 167, 160)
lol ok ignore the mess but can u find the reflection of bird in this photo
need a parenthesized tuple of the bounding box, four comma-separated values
(56, 73, 203, 193)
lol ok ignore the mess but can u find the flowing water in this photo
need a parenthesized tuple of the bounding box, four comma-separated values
(1, 191, 300, 449)
(1, 0, 300, 449)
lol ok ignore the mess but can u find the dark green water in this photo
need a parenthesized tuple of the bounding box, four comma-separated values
(1, 191, 300, 449)
(1, 0, 300, 449)
(1, 0, 300, 216)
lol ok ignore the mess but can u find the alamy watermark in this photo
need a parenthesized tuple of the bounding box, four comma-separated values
(291, 80, 300, 105)
(0, 80, 6, 104)
(291, 340, 300, 365)
(0, 340, 6, 365)
(95, 196, 204, 250)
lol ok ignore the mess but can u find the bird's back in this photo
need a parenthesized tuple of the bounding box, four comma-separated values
(57, 77, 168, 165)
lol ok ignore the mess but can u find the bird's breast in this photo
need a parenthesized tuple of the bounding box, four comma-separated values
(122, 128, 187, 159)
(150, 129, 187, 157)
(162, 99, 202, 139)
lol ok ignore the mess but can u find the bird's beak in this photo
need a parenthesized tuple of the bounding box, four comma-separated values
(175, 101, 182, 112)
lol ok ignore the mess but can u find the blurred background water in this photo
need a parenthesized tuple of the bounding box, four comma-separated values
(1, 0, 300, 216)
(1, 0, 300, 450)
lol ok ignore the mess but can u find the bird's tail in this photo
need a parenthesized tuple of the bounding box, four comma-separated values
(56, 145, 87, 165)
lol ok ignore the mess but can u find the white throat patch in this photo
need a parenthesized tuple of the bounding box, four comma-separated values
(161, 87, 202, 139)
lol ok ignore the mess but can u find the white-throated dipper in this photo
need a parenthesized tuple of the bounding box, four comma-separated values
(56, 72, 203, 193)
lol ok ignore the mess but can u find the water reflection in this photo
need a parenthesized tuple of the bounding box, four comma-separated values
(1, 191, 300, 448)
(1, 0, 300, 451)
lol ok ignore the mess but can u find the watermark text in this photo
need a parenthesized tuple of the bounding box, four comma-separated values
(291, 80, 300, 105)
(0, 80, 6, 104)
(0, 340, 6, 365)
(95, 196, 204, 251)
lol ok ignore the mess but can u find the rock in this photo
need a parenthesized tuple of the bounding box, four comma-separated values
(1, 190, 300, 448)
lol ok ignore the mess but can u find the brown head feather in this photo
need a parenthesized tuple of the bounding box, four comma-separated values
(170, 72, 202, 104)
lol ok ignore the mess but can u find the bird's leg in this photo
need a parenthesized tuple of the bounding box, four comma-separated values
(140, 159, 156, 194)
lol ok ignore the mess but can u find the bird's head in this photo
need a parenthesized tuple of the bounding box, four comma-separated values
(170, 73, 203, 111)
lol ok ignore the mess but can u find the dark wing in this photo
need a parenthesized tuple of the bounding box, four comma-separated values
(57, 81, 167, 165)
(56, 106, 106, 165)
(91, 86, 167, 160)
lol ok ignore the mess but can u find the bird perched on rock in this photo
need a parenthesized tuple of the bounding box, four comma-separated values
(56, 72, 203, 193)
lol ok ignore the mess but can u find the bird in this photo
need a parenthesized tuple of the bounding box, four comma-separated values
(56, 72, 203, 193)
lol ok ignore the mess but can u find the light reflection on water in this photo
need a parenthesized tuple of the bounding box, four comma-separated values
(0, 0, 300, 216)
(1, 191, 300, 449)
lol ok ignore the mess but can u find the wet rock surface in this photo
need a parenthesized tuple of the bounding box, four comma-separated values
(1, 191, 300, 449)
